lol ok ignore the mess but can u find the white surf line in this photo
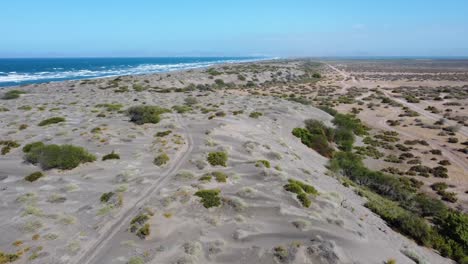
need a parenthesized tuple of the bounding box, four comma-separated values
(70, 114, 194, 264)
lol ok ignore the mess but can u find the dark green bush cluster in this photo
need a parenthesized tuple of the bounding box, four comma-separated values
(38, 117, 66, 126)
(24, 171, 44, 182)
(100, 192, 114, 203)
(0, 140, 20, 155)
(2, 89, 25, 100)
(283, 179, 318, 208)
(130, 212, 153, 239)
(23, 142, 96, 170)
(292, 123, 335, 158)
(155, 130, 172, 137)
(249, 112, 263, 118)
(154, 153, 169, 166)
(102, 151, 120, 161)
(194, 189, 221, 208)
(207, 152, 228, 167)
(127, 105, 171, 125)
(330, 151, 468, 262)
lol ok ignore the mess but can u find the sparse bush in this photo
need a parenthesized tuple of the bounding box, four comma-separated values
(212, 171, 228, 183)
(172, 105, 192, 114)
(136, 223, 150, 239)
(184, 97, 198, 106)
(207, 152, 228, 167)
(102, 151, 120, 161)
(38, 117, 66, 126)
(249, 111, 263, 118)
(194, 189, 221, 208)
(2, 90, 25, 100)
(0, 140, 20, 155)
(23, 143, 96, 170)
(155, 130, 172, 137)
(127, 105, 170, 125)
(255, 160, 271, 168)
(100, 192, 114, 203)
(24, 171, 44, 182)
(154, 153, 170, 166)
(283, 179, 317, 208)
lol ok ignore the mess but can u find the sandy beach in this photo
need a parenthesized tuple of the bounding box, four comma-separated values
(0, 60, 463, 264)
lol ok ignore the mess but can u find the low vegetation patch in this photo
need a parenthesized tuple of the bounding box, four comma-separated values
(24, 171, 44, 182)
(249, 111, 263, 118)
(154, 153, 170, 166)
(23, 142, 96, 170)
(102, 151, 120, 161)
(155, 130, 172, 137)
(2, 89, 25, 100)
(38, 117, 66, 126)
(207, 151, 228, 167)
(127, 105, 171, 125)
(255, 160, 271, 168)
(194, 189, 222, 208)
(0, 140, 20, 155)
(283, 179, 318, 208)
(129, 211, 153, 239)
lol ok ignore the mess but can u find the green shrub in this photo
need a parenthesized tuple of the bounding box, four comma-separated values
(194, 189, 221, 208)
(207, 152, 228, 167)
(24, 171, 44, 182)
(2, 90, 25, 100)
(199, 174, 212, 182)
(292, 128, 334, 158)
(249, 111, 263, 118)
(100, 192, 114, 203)
(184, 97, 198, 105)
(332, 113, 368, 136)
(255, 160, 271, 168)
(38, 117, 66, 126)
(23, 142, 44, 153)
(155, 130, 172, 137)
(136, 223, 150, 239)
(154, 153, 169, 166)
(24, 143, 96, 170)
(131, 214, 150, 225)
(0, 107, 9, 112)
(0, 140, 20, 155)
(212, 171, 227, 183)
(172, 105, 192, 114)
(102, 151, 120, 161)
(297, 193, 311, 208)
(127, 105, 170, 125)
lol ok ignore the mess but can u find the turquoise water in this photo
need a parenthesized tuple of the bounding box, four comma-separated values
(0, 57, 265, 87)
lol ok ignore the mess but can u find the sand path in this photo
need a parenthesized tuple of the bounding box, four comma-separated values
(70, 114, 194, 264)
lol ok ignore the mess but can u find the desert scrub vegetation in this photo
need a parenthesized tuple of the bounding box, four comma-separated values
(129, 210, 153, 239)
(126, 105, 171, 125)
(23, 142, 96, 170)
(0, 140, 20, 155)
(249, 111, 263, 118)
(0, 250, 20, 263)
(102, 151, 120, 161)
(24, 171, 44, 182)
(207, 151, 228, 167)
(194, 189, 222, 208)
(155, 130, 172, 137)
(38, 117, 66, 126)
(291, 109, 468, 262)
(255, 160, 271, 168)
(283, 179, 318, 208)
(154, 153, 169, 166)
(2, 89, 25, 100)
(172, 105, 192, 114)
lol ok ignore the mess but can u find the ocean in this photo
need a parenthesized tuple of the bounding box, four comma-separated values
(0, 57, 265, 88)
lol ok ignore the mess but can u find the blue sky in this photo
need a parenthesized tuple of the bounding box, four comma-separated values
(1, 0, 468, 57)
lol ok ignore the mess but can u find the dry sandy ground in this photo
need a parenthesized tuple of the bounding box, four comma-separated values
(0, 62, 454, 264)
